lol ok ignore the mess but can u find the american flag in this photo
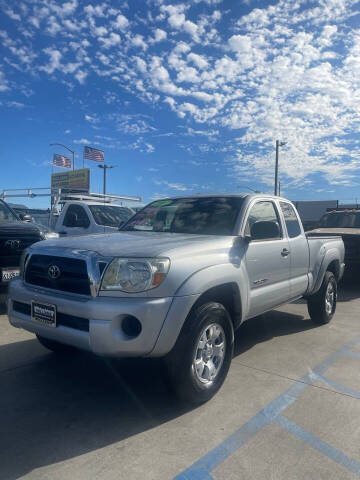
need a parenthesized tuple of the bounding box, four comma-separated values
(84, 146, 104, 162)
(53, 153, 71, 168)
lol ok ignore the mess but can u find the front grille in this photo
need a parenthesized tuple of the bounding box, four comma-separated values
(13, 301, 89, 332)
(0, 235, 41, 268)
(25, 254, 91, 296)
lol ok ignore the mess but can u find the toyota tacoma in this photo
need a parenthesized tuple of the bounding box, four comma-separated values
(8, 194, 344, 403)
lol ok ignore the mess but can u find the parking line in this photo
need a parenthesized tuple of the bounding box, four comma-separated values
(174, 337, 360, 480)
(315, 374, 360, 400)
(275, 415, 360, 475)
(344, 349, 360, 360)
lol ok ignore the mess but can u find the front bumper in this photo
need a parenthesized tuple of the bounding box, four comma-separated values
(8, 279, 198, 357)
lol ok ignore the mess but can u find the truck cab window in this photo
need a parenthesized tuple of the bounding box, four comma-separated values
(280, 202, 302, 238)
(63, 205, 90, 228)
(245, 201, 281, 240)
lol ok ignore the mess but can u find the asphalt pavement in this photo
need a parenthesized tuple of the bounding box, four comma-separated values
(1, 279, 360, 479)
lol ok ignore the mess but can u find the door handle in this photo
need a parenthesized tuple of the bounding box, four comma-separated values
(281, 248, 290, 257)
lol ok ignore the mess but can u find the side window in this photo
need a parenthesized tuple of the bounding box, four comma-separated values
(245, 201, 281, 240)
(63, 205, 90, 228)
(280, 202, 302, 238)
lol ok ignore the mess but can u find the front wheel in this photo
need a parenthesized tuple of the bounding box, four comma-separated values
(164, 302, 234, 405)
(307, 271, 337, 324)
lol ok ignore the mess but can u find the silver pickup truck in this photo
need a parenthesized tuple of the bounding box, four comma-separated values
(8, 194, 345, 403)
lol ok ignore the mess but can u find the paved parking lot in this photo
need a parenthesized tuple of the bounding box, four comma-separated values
(1, 280, 360, 479)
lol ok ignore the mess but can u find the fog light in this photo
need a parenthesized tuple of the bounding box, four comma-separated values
(122, 315, 142, 338)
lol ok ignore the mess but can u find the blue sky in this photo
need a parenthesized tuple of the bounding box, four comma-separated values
(1, 0, 360, 208)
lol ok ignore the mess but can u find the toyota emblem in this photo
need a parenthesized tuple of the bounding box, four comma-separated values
(48, 265, 61, 280)
(5, 239, 21, 249)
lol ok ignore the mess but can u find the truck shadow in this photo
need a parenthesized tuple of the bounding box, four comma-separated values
(0, 339, 190, 480)
(0, 306, 317, 479)
(337, 275, 360, 302)
(233, 310, 318, 357)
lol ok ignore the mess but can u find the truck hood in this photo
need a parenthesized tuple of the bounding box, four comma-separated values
(0, 221, 42, 236)
(33, 231, 234, 258)
(307, 228, 360, 237)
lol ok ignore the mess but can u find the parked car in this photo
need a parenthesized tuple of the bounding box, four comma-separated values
(53, 201, 135, 236)
(8, 194, 344, 403)
(0, 199, 58, 300)
(307, 209, 360, 272)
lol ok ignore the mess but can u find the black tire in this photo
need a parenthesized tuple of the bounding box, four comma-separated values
(307, 271, 337, 324)
(164, 302, 234, 405)
(36, 334, 76, 353)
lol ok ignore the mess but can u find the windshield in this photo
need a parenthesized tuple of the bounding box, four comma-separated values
(0, 201, 19, 223)
(89, 205, 134, 227)
(121, 197, 243, 235)
(319, 212, 360, 228)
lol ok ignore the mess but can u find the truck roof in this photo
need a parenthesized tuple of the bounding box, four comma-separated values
(150, 193, 292, 201)
(63, 201, 134, 207)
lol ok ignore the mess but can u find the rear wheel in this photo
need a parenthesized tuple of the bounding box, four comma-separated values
(307, 271, 337, 324)
(36, 335, 76, 353)
(164, 302, 234, 405)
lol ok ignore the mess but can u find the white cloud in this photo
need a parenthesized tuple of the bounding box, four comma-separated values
(40, 48, 62, 74)
(85, 114, 98, 123)
(73, 138, 91, 144)
(4, 8, 21, 21)
(228, 34, 252, 52)
(131, 34, 147, 50)
(74, 70, 88, 83)
(155, 180, 188, 191)
(7, 101, 25, 108)
(150, 28, 167, 44)
(187, 52, 208, 70)
(193, 0, 223, 3)
(100, 32, 121, 49)
(0, 68, 9, 92)
(114, 14, 129, 31)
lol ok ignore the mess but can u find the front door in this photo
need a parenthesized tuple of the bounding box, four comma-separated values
(244, 200, 291, 318)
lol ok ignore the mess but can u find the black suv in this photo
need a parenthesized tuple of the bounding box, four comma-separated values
(0, 199, 44, 296)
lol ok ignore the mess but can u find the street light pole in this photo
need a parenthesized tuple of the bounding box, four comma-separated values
(50, 143, 75, 171)
(274, 140, 287, 196)
(98, 164, 116, 195)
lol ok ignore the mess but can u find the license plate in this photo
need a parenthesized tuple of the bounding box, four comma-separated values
(1, 268, 20, 282)
(31, 301, 57, 327)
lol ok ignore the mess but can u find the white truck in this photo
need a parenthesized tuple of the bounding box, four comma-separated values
(53, 201, 135, 236)
(1, 189, 141, 237)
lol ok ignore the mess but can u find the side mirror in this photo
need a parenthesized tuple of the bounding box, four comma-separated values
(20, 213, 32, 222)
(251, 221, 280, 240)
(243, 233, 252, 243)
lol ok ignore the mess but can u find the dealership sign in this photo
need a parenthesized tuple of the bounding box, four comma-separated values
(51, 168, 90, 192)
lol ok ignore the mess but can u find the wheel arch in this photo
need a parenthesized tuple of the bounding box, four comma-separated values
(185, 282, 243, 331)
(310, 252, 341, 295)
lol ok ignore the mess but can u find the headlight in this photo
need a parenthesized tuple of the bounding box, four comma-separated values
(101, 258, 170, 293)
(42, 231, 59, 239)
